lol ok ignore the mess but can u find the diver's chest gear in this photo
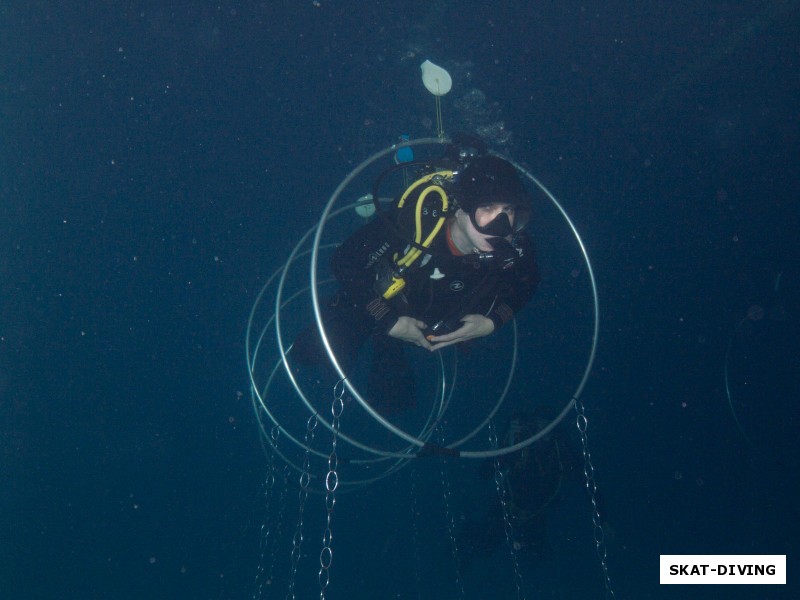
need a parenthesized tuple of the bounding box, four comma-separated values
(373, 223, 527, 338)
(375, 227, 526, 297)
(420, 267, 499, 339)
(463, 235, 525, 271)
(370, 151, 529, 301)
(374, 170, 455, 300)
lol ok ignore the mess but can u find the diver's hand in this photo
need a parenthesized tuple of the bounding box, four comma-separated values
(428, 314, 495, 351)
(388, 316, 433, 350)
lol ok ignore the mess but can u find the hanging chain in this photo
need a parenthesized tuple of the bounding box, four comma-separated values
(268, 465, 290, 596)
(575, 398, 616, 599)
(267, 440, 291, 598)
(488, 420, 527, 600)
(318, 380, 344, 599)
(286, 413, 317, 600)
(253, 426, 280, 600)
(436, 427, 466, 600)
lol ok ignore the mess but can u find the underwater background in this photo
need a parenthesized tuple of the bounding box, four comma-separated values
(1, 1, 798, 598)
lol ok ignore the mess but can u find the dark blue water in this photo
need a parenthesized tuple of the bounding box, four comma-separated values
(2, 2, 798, 598)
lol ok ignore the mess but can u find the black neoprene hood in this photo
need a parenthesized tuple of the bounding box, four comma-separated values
(454, 155, 532, 232)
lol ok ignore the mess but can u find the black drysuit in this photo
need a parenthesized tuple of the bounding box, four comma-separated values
(293, 214, 539, 412)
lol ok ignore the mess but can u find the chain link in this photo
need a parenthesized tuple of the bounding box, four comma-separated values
(488, 420, 527, 600)
(318, 380, 344, 598)
(269, 467, 290, 596)
(286, 414, 317, 600)
(436, 427, 466, 600)
(575, 398, 616, 599)
(253, 427, 280, 600)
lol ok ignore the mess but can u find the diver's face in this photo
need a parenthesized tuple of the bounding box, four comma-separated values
(453, 207, 507, 252)
(455, 202, 517, 252)
(474, 202, 516, 229)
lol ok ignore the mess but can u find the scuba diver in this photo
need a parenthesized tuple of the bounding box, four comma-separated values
(460, 408, 582, 563)
(293, 138, 540, 414)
